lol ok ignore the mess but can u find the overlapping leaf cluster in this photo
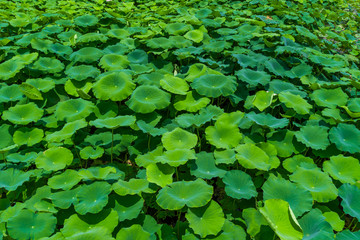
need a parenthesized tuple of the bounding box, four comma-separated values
(0, 0, 360, 239)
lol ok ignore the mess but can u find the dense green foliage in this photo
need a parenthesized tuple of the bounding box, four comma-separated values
(0, 0, 360, 239)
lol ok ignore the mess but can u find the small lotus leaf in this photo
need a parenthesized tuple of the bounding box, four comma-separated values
(13, 127, 43, 146)
(19, 83, 43, 100)
(6, 152, 37, 164)
(156, 178, 213, 210)
(0, 168, 31, 191)
(90, 115, 136, 129)
(298, 209, 333, 240)
(66, 227, 114, 240)
(49, 43, 73, 56)
(116, 224, 151, 240)
(235, 143, 272, 171)
(155, 149, 196, 167)
(165, 23, 192, 35)
(99, 54, 130, 71)
(236, 69, 271, 87)
(48, 169, 81, 190)
(186, 200, 225, 238)
(112, 178, 154, 196)
(246, 111, 289, 128)
(279, 92, 312, 114)
(264, 58, 288, 77)
(160, 74, 189, 95)
(259, 199, 303, 240)
(46, 119, 87, 143)
(329, 123, 360, 153)
(222, 170, 257, 200)
(184, 30, 204, 43)
(30, 38, 53, 53)
(0, 59, 24, 80)
(80, 146, 104, 160)
(323, 154, 360, 184)
(294, 125, 330, 150)
(339, 184, 360, 221)
(323, 211, 344, 232)
(161, 127, 197, 150)
(283, 155, 315, 173)
(2, 102, 43, 125)
(35, 147, 73, 172)
(31, 57, 64, 73)
(106, 29, 130, 39)
(146, 163, 174, 187)
(190, 151, 226, 179)
(0, 84, 24, 103)
(110, 194, 144, 222)
(26, 77, 55, 93)
(65, 65, 100, 81)
(74, 14, 98, 27)
(214, 149, 236, 164)
(55, 99, 95, 122)
(78, 166, 122, 181)
(252, 90, 274, 111)
(310, 88, 348, 109)
(78, 32, 108, 43)
(205, 124, 242, 149)
(242, 208, 268, 237)
(173, 91, 210, 112)
(70, 47, 103, 63)
(146, 37, 174, 49)
(191, 74, 237, 98)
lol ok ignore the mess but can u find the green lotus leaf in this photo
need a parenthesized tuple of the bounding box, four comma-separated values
(161, 127, 197, 150)
(85, 132, 122, 147)
(7, 210, 56, 240)
(116, 224, 151, 240)
(9, 16, 30, 28)
(0, 124, 14, 151)
(6, 152, 37, 164)
(146, 37, 174, 49)
(268, 130, 304, 158)
(74, 14, 98, 27)
(165, 23, 192, 35)
(347, 98, 360, 112)
(329, 123, 360, 153)
(252, 90, 275, 111)
(0, 59, 25, 80)
(108, 194, 144, 222)
(184, 29, 204, 43)
(339, 184, 360, 221)
(30, 38, 53, 53)
(126, 85, 171, 113)
(155, 149, 196, 167)
(57, 29, 80, 42)
(78, 32, 108, 43)
(246, 111, 289, 128)
(49, 43, 73, 56)
(65, 65, 100, 81)
(173, 91, 210, 112)
(242, 208, 268, 237)
(0, 168, 31, 191)
(90, 115, 136, 129)
(296, 26, 317, 40)
(205, 124, 242, 149)
(294, 125, 330, 150)
(55, 98, 95, 122)
(283, 155, 316, 173)
(186, 200, 225, 238)
(66, 227, 115, 240)
(298, 209, 333, 240)
(48, 169, 81, 190)
(78, 166, 123, 181)
(19, 83, 43, 100)
(156, 178, 213, 210)
(26, 77, 55, 93)
(235, 143, 272, 171)
(287, 63, 313, 79)
(259, 199, 303, 240)
(190, 151, 226, 179)
(337, 230, 360, 240)
(127, 49, 148, 65)
(52, 189, 79, 210)
(103, 43, 129, 55)
(184, 63, 222, 82)
(146, 163, 174, 188)
(323, 154, 360, 184)
(80, 146, 104, 160)
(13, 127, 43, 146)
(310, 88, 348, 109)
(99, 54, 130, 71)
(46, 119, 87, 143)
(106, 29, 130, 39)
(214, 149, 236, 164)
(236, 69, 271, 87)
(112, 178, 154, 196)
(2, 102, 43, 125)
(264, 58, 288, 77)
(31, 57, 64, 73)
(268, 80, 306, 97)
(74, 182, 112, 215)
(137, 120, 166, 137)
(222, 170, 257, 200)
(191, 74, 237, 98)
(35, 147, 73, 172)
(203, 40, 232, 53)
(160, 74, 189, 95)
(279, 92, 312, 114)
(61, 208, 118, 237)
(168, 36, 192, 48)
(136, 71, 163, 86)
(323, 211, 344, 232)
(0, 84, 24, 103)
(135, 146, 163, 168)
(70, 47, 103, 63)
(93, 71, 135, 101)
(290, 166, 338, 202)
(262, 174, 313, 217)
(309, 54, 346, 68)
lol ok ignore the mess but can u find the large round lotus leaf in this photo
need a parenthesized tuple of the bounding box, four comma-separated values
(49, 43, 73, 56)
(184, 30, 204, 43)
(92, 72, 135, 101)
(329, 123, 360, 153)
(310, 88, 348, 108)
(339, 184, 360, 221)
(48, 169, 81, 190)
(298, 209, 333, 240)
(205, 124, 242, 149)
(74, 181, 112, 215)
(2, 102, 43, 125)
(70, 47, 103, 63)
(26, 77, 55, 93)
(99, 54, 130, 71)
(246, 111, 289, 128)
(126, 85, 171, 113)
(31, 57, 64, 73)
(190, 151, 226, 179)
(336, 230, 360, 240)
(136, 72, 163, 86)
(214, 149, 236, 164)
(186, 200, 225, 238)
(262, 174, 313, 217)
(66, 227, 114, 240)
(65, 65, 100, 81)
(78, 32, 108, 43)
(112, 178, 154, 196)
(146, 163, 174, 188)
(78, 166, 123, 181)
(165, 23, 192, 35)
(222, 170, 257, 200)
(156, 178, 213, 210)
(259, 199, 303, 240)
(289, 166, 338, 202)
(13, 127, 44, 146)
(116, 224, 151, 240)
(235, 143, 272, 171)
(80, 146, 104, 160)
(12, 52, 39, 65)
(173, 91, 210, 112)
(0, 168, 31, 191)
(0, 59, 24, 80)
(155, 149, 196, 167)
(30, 38, 53, 54)
(146, 37, 174, 49)
(264, 58, 288, 77)
(294, 125, 330, 150)
(74, 14, 98, 27)
(161, 127, 197, 150)
(106, 29, 130, 39)
(127, 49, 148, 64)
(90, 115, 136, 129)
(323, 211, 344, 232)
(323, 155, 360, 184)
(104, 43, 129, 55)
(279, 92, 312, 114)
(283, 155, 315, 173)
(55, 98, 95, 122)
(236, 69, 271, 87)
(160, 74, 189, 95)
(7, 209, 56, 240)
(191, 74, 237, 98)
(36, 147, 73, 172)
(0, 84, 24, 103)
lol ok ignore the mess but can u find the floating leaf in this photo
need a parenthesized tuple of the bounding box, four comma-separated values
(161, 127, 197, 150)
(190, 151, 226, 179)
(65, 65, 100, 81)
(329, 123, 360, 153)
(31, 57, 64, 73)
(35, 147, 73, 172)
(70, 47, 103, 63)
(338, 184, 360, 221)
(55, 99, 95, 122)
(191, 74, 237, 98)
(0, 168, 31, 191)
(310, 88, 348, 109)
(279, 92, 312, 114)
(323, 154, 360, 184)
(99, 54, 130, 71)
(2, 102, 43, 125)
(298, 209, 333, 240)
(116, 224, 150, 240)
(13, 127, 44, 146)
(294, 125, 330, 150)
(235, 143, 272, 171)
(205, 124, 242, 149)
(48, 169, 81, 190)
(222, 170, 257, 200)
(90, 115, 136, 129)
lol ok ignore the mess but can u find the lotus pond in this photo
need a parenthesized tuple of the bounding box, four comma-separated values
(0, 0, 360, 239)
